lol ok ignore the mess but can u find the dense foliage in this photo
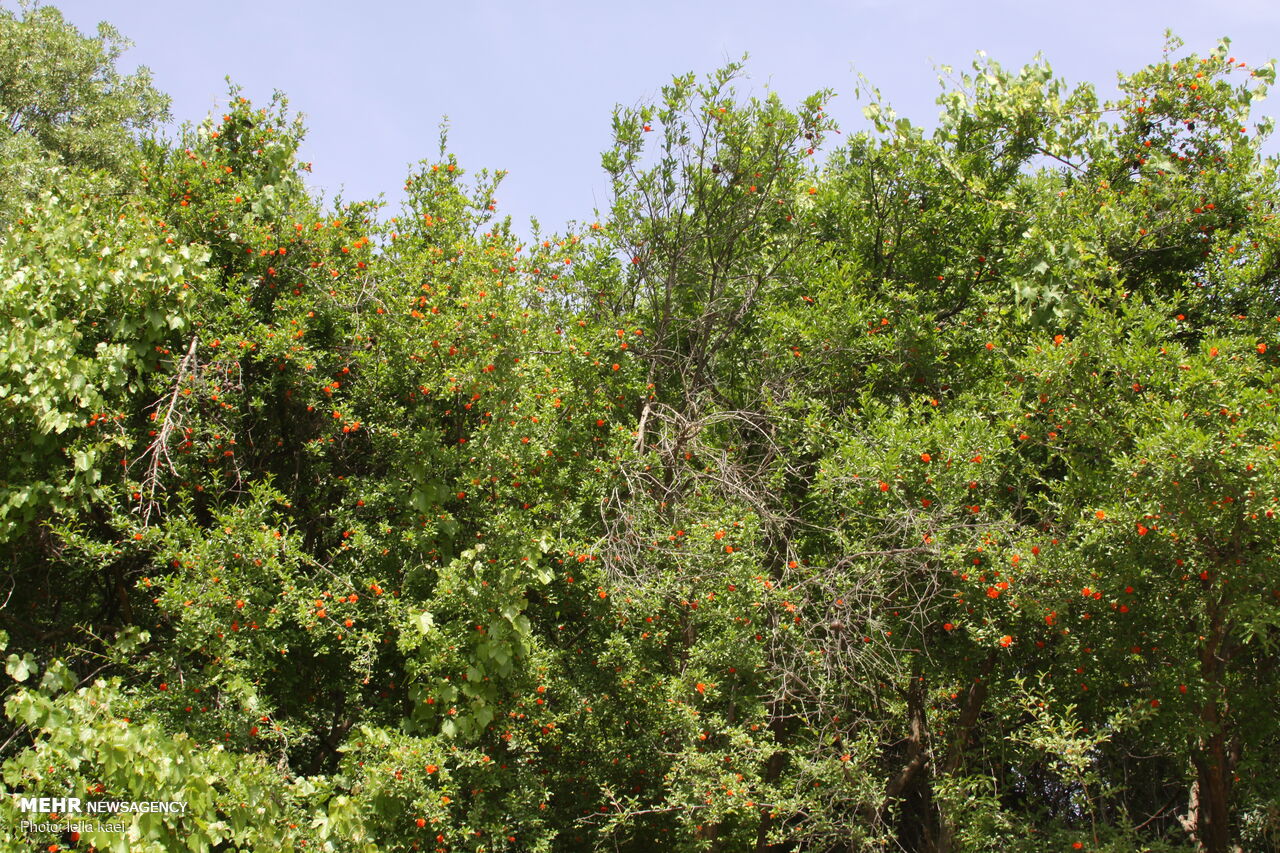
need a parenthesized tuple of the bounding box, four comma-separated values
(1, 6, 1278, 852)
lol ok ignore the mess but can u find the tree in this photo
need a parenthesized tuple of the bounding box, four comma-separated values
(0, 1, 169, 219)
(2, 10, 1278, 852)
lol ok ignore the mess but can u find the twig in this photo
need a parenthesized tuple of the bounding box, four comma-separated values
(136, 336, 200, 524)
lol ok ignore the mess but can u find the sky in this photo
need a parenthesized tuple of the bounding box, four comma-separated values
(36, 0, 1280, 243)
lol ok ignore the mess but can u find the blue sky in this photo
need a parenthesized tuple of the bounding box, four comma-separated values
(40, 1, 1280, 241)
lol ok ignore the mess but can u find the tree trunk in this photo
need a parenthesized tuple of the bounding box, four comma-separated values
(1192, 597, 1235, 853)
(933, 651, 998, 853)
(878, 653, 995, 853)
(888, 673, 942, 852)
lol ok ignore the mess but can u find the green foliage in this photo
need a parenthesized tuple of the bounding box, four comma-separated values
(1, 9, 1279, 853)
(0, 1, 169, 220)
(0, 181, 206, 539)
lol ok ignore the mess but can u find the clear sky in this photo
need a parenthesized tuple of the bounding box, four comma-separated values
(36, 0, 1280, 242)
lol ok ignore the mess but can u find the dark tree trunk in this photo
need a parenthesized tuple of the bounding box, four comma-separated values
(879, 652, 997, 853)
(1192, 598, 1235, 853)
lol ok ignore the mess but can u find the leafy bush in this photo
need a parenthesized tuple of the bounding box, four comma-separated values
(1, 9, 1278, 853)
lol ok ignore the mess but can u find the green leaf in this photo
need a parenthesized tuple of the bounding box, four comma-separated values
(38, 659, 75, 694)
(6, 652, 34, 682)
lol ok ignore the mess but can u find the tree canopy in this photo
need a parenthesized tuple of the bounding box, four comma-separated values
(0, 1, 168, 223)
(1, 8, 1278, 853)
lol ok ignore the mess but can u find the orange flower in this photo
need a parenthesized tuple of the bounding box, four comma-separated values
(999, 635, 1013, 647)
